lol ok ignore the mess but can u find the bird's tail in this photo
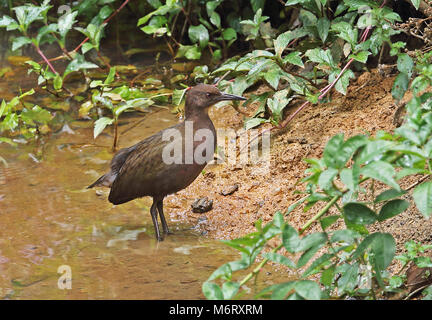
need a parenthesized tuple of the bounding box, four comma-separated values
(87, 173, 110, 189)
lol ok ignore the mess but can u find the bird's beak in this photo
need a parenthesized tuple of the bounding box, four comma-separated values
(217, 93, 247, 101)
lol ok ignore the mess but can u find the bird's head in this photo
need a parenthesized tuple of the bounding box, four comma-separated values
(185, 84, 246, 118)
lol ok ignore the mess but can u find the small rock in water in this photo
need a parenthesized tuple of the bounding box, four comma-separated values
(191, 197, 213, 213)
(221, 183, 239, 196)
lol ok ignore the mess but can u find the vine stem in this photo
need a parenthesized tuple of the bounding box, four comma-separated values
(238, 194, 340, 287)
(35, 45, 57, 74)
(239, 243, 283, 287)
(299, 194, 340, 234)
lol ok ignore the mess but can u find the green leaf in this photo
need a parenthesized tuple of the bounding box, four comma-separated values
(221, 281, 239, 299)
(397, 53, 414, 75)
(172, 88, 187, 106)
(222, 28, 237, 41)
(320, 215, 341, 230)
(318, 168, 338, 190)
(283, 51, 304, 67)
(262, 252, 296, 268)
(178, 45, 202, 60)
(12, 36, 32, 51)
(53, 74, 63, 90)
(340, 168, 355, 191)
(330, 229, 360, 244)
(392, 72, 409, 101)
(202, 282, 224, 300)
(58, 10, 78, 38)
(349, 51, 370, 63)
(0, 99, 6, 118)
(274, 31, 292, 57)
(210, 11, 221, 28)
(0, 15, 19, 31)
(371, 233, 396, 270)
(360, 160, 400, 191)
(375, 189, 407, 203)
(337, 263, 359, 293)
(35, 23, 57, 46)
(282, 224, 301, 253)
(104, 67, 116, 85)
(189, 24, 209, 49)
(377, 199, 409, 221)
(396, 168, 427, 180)
(321, 266, 335, 287)
(331, 21, 357, 46)
(413, 181, 432, 218)
(294, 280, 322, 300)
(270, 281, 295, 300)
(21, 105, 52, 124)
(343, 202, 377, 225)
(244, 117, 268, 130)
(353, 233, 379, 259)
(411, 0, 420, 10)
(81, 42, 94, 54)
(334, 69, 355, 95)
(323, 134, 344, 168)
(64, 54, 99, 77)
(264, 68, 281, 90)
(298, 232, 327, 251)
(93, 117, 114, 139)
(317, 17, 330, 43)
(303, 253, 334, 277)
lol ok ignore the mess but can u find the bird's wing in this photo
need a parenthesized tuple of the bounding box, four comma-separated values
(87, 143, 137, 189)
(108, 123, 183, 204)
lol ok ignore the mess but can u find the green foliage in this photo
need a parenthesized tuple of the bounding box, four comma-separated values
(204, 38, 432, 298)
(0, 89, 54, 142)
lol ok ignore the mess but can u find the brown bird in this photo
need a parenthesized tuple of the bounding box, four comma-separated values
(88, 84, 246, 241)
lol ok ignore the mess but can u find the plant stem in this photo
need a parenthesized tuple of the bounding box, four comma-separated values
(239, 243, 283, 287)
(299, 194, 340, 234)
(113, 119, 118, 152)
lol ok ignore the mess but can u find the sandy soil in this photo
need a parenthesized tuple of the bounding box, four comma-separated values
(167, 69, 432, 255)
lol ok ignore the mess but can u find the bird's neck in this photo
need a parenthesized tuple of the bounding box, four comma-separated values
(185, 108, 210, 122)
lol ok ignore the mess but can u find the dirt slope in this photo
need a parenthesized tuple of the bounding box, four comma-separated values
(167, 69, 432, 253)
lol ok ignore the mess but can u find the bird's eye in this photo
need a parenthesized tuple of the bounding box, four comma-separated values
(206, 93, 211, 97)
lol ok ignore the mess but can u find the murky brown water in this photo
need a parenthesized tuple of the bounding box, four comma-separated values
(0, 107, 289, 299)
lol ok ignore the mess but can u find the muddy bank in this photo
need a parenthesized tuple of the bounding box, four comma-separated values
(168, 69, 432, 254)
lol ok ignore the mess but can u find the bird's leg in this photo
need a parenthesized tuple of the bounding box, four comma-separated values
(150, 200, 163, 241)
(156, 199, 172, 235)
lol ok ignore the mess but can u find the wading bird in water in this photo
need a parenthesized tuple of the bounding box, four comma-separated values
(88, 84, 246, 241)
